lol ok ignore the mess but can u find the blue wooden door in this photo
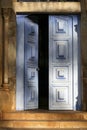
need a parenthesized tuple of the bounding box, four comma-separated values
(24, 17, 38, 109)
(16, 15, 38, 110)
(16, 15, 81, 110)
(49, 15, 81, 110)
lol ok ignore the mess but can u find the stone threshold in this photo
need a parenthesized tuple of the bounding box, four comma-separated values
(0, 111, 87, 128)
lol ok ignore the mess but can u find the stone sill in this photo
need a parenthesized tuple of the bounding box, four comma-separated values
(0, 111, 87, 129)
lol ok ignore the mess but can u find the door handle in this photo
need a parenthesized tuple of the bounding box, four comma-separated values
(36, 68, 39, 71)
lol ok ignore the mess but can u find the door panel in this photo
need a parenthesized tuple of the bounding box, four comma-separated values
(16, 15, 38, 110)
(49, 15, 79, 110)
(16, 14, 81, 110)
(24, 18, 38, 109)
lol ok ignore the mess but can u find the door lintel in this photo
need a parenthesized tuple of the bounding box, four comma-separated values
(11, 2, 81, 13)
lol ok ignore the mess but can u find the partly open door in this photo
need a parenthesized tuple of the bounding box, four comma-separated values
(16, 15, 38, 110)
(49, 15, 81, 110)
(16, 14, 81, 110)
(24, 17, 38, 109)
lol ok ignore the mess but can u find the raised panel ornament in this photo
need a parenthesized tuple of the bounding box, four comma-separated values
(57, 44, 66, 59)
(53, 66, 69, 82)
(55, 17, 68, 35)
(52, 40, 69, 63)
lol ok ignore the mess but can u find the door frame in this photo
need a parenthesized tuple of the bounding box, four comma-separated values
(15, 2, 81, 111)
(16, 13, 81, 111)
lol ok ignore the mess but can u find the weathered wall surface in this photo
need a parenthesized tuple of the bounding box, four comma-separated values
(0, 0, 16, 111)
(80, 0, 87, 110)
(0, 0, 87, 112)
(0, 0, 87, 129)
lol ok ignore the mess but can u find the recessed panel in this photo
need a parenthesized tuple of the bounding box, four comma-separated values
(29, 46, 36, 62)
(27, 25, 37, 44)
(52, 40, 69, 63)
(56, 87, 68, 103)
(27, 68, 36, 81)
(25, 44, 37, 68)
(53, 17, 70, 36)
(56, 19, 66, 33)
(25, 86, 38, 109)
(49, 86, 72, 109)
(27, 89, 35, 102)
(52, 66, 69, 82)
(26, 45, 36, 60)
(57, 43, 66, 59)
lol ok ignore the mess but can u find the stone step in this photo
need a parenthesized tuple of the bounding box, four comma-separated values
(0, 120, 87, 129)
(2, 111, 87, 121)
(0, 129, 87, 130)
(0, 111, 87, 129)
